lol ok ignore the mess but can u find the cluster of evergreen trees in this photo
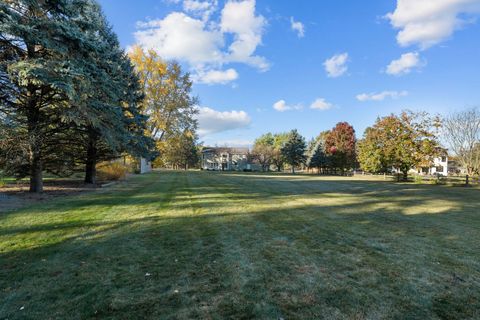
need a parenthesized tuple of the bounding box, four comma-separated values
(0, 0, 154, 192)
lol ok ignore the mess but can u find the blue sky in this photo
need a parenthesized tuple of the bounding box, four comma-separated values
(98, 0, 480, 147)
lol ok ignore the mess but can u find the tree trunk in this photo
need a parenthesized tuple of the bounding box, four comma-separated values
(27, 86, 43, 193)
(291, 166, 295, 174)
(402, 170, 408, 181)
(84, 130, 98, 185)
(29, 150, 43, 193)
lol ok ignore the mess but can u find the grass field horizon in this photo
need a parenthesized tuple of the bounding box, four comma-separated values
(1, 171, 479, 319)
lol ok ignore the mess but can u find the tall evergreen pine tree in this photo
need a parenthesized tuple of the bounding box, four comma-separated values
(281, 129, 307, 174)
(0, 0, 155, 190)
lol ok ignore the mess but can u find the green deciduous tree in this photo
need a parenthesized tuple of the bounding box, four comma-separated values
(252, 133, 275, 171)
(162, 131, 199, 170)
(357, 127, 387, 173)
(281, 129, 307, 174)
(271, 132, 289, 172)
(358, 111, 441, 180)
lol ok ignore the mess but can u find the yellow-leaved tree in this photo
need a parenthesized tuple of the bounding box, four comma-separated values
(129, 46, 199, 167)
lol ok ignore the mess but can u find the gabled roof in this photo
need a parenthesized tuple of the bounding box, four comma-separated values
(202, 147, 249, 155)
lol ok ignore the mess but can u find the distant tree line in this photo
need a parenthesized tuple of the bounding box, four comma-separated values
(1, 1, 478, 190)
(252, 122, 357, 175)
(252, 108, 480, 180)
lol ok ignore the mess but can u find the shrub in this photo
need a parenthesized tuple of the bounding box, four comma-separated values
(434, 174, 447, 185)
(97, 162, 128, 181)
(413, 175, 423, 184)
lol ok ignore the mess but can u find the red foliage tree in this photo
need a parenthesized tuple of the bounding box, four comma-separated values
(325, 122, 357, 172)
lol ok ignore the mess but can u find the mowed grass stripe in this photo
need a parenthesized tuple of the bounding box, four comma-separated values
(193, 172, 392, 318)
(186, 171, 480, 318)
(1, 170, 479, 319)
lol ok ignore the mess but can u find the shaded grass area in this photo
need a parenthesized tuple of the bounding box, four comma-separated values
(1, 171, 479, 319)
(0, 172, 125, 213)
(0, 172, 85, 183)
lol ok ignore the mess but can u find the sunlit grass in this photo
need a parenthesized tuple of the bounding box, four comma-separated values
(1, 171, 479, 319)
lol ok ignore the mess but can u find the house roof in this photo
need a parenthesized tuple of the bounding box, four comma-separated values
(202, 147, 249, 155)
(435, 147, 448, 156)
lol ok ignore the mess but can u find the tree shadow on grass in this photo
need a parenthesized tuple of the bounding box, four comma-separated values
(1, 179, 480, 319)
(5, 170, 477, 220)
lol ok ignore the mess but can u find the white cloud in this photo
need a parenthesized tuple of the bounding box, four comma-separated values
(310, 98, 333, 110)
(193, 68, 239, 84)
(220, 0, 269, 70)
(134, 0, 268, 85)
(196, 107, 251, 136)
(290, 17, 305, 38)
(356, 90, 408, 101)
(135, 12, 223, 65)
(386, 0, 480, 49)
(272, 100, 302, 112)
(183, 0, 218, 20)
(323, 53, 349, 78)
(273, 98, 333, 112)
(386, 52, 423, 75)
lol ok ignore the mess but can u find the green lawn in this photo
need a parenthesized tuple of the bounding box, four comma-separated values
(0, 173, 84, 185)
(1, 171, 479, 319)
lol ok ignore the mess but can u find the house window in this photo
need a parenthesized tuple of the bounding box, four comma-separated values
(436, 166, 444, 172)
(441, 156, 447, 162)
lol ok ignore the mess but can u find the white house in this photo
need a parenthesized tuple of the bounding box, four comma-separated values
(413, 155, 449, 176)
(428, 156, 448, 176)
(201, 147, 254, 171)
